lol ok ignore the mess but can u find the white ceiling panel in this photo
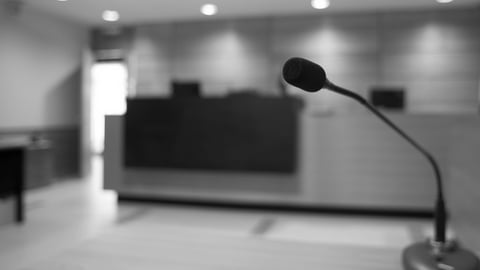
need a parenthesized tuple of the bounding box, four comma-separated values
(20, 0, 480, 26)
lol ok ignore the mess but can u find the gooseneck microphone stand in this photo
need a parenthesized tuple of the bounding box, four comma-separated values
(282, 57, 480, 270)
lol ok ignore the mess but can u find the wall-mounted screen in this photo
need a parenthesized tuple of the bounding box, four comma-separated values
(369, 87, 405, 110)
(171, 81, 201, 98)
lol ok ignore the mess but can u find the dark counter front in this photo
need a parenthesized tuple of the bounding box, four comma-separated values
(124, 97, 300, 173)
(0, 141, 26, 223)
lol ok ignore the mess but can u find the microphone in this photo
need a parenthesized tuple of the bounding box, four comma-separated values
(283, 57, 366, 101)
(283, 57, 480, 270)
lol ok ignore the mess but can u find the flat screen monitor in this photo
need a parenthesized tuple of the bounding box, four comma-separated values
(369, 87, 405, 110)
(171, 81, 201, 98)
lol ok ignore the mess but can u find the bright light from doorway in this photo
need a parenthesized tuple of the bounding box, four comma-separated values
(90, 62, 127, 154)
(102, 10, 120, 22)
(201, 4, 218, 16)
(311, 0, 330, 9)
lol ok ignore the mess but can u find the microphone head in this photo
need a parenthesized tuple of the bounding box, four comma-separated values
(282, 57, 328, 92)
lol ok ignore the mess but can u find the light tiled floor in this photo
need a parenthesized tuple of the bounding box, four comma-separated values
(0, 157, 434, 270)
(263, 217, 423, 248)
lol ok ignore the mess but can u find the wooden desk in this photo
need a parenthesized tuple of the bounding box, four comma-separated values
(0, 139, 27, 224)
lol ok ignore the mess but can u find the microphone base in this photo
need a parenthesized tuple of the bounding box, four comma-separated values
(403, 241, 480, 270)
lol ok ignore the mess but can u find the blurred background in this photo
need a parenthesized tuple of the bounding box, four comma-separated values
(0, 0, 479, 269)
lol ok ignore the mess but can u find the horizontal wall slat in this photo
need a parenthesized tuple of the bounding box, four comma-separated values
(131, 8, 480, 113)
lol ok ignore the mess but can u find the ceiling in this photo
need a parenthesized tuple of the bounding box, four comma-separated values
(22, 0, 480, 26)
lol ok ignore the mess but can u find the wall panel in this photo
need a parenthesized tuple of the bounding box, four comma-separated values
(133, 24, 173, 96)
(271, 15, 378, 56)
(130, 8, 480, 112)
(171, 19, 272, 96)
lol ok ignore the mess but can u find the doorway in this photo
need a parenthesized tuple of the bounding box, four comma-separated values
(89, 61, 128, 155)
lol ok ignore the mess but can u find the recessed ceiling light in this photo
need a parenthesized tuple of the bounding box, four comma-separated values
(311, 0, 330, 9)
(57, 0, 68, 2)
(436, 0, 453, 3)
(102, 10, 120, 22)
(201, 4, 218, 16)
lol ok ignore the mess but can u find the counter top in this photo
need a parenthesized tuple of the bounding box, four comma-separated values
(0, 137, 29, 150)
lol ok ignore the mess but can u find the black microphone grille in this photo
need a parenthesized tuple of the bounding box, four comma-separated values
(282, 57, 327, 92)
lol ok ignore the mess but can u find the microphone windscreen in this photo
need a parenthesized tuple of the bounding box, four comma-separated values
(282, 57, 327, 92)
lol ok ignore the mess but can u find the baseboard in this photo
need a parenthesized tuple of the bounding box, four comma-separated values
(118, 194, 434, 219)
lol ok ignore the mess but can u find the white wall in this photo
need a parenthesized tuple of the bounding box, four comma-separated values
(0, 6, 87, 129)
(131, 8, 480, 114)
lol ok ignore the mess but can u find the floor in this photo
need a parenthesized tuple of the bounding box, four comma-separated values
(0, 157, 435, 270)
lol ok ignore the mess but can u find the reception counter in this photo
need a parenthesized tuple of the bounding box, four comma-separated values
(447, 122, 480, 252)
(104, 98, 479, 214)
